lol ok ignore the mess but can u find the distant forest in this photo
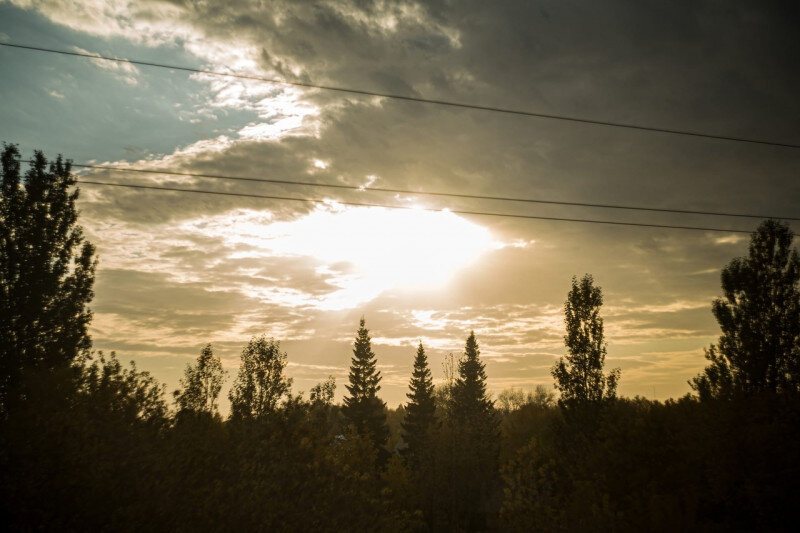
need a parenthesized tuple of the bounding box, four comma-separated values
(2, 146, 799, 531)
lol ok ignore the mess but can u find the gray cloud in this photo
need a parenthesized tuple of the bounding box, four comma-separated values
(3, 0, 799, 408)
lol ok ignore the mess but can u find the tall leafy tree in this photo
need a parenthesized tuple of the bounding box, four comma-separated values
(0, 146, 96, 413)
(692, 220, 800, 399)
(174, 344, 226, 417)
(309, 375, 336, 406)
(229, 336, 292, 420)
(402, 342, 436, 458)
(552, 274, 620, 406)
(342, 318, 388, 449)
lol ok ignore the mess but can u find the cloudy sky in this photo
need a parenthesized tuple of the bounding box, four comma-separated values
(1, 0, 798, 408)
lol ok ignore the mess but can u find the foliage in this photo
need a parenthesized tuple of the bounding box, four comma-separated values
(174, 343, 226, 417)
(2, 161, 799, 532)
(342, 318, 389, 451)
(310, 375, 336, 406)
(445, 331, 501, 530)
(0, 146, 96, 414)
(78, 351, 170, 426)
(500, 395, 800, 531)
(450, 331, 494, 422)
(497, 384, 555, 413)
(401, 342, 436, 460)
(692, 219, 800, 399)
(229, 335, 292, 420)
(552, 274, 620, 406)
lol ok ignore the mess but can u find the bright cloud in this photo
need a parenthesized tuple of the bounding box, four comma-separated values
(181, 206, 503, 309)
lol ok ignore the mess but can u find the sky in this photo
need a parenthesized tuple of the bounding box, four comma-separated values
(1, 0, 798, 409)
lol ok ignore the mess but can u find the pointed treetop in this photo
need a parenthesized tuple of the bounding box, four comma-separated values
(342, 317, 388, 449)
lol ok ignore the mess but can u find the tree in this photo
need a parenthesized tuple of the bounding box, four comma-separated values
(497, 385, 556, 413)
(310, 375, 336, 406)
(174, 344, 226, 417)
(402, 342, 436, 459)
(552, 274, 620, 406)
(229, 336, 292, 420)
(692, 220, 800, 399)
(1, 146, 96, 413)
(446, 331, 500, 529)
(79, 351, 169, 426)
(450, 331, 494, 423)
(342, 318, 389, 449)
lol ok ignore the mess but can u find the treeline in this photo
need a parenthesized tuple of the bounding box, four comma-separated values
(2, 147, 800, 531)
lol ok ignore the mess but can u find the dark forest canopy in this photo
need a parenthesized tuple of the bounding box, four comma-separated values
(2, 149, 800, 531)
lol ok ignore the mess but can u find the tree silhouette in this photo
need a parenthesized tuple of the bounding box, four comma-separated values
(402, 342, 436, 459)
(450, 331, 494, 422)
(447, 331, 499, 529)
(174, 344, 226, 417)
(309, 375, 336, 406)
(692, 220, 800, 399)
(0, 146, 96, 413)
(552, 274, 620, 406)
(342, 318, 389, 450)
(229, 336, 292, 420)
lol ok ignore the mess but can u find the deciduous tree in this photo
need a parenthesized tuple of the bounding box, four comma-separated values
(552, 275, 620, 406)
(692, 220, 800, 399)
(174, 344, 226, 417)
(0, 146, 96, 413)
(229, 336, 291, 420)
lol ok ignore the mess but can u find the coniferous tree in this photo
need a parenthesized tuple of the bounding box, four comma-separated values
(229, 336, 292, 420)
(1, 146, 96, 413)
(447, 331, 499, 529)
(342, 318, 389, 449)
(402, 342, 436, 459)
(692, 220, 800, 399)
(174, 344, 226, 417)
(450, 331, 494, 423)
(552, 274, 620, 406)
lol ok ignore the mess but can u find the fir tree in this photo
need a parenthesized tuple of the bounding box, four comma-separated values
(448, 331, 499, 530)
(342, 318, 389, 449)
(402, 342, 436, 459)
(450, 331, 494, 423)
(552, 274, 620, 406)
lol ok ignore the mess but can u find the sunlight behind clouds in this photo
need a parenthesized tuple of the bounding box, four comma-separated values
(182, 206, 503, 309)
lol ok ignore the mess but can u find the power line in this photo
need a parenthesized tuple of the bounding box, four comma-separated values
(3, 41, 799, 150)
(76, 179, 755, 234)
(52, 160, 800, 221)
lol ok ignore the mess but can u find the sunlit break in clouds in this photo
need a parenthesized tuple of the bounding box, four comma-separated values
(182, 206, 503, 310)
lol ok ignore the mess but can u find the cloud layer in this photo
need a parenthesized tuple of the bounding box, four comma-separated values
(1, 0, 798, 407)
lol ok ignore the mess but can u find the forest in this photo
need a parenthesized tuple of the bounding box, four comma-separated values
(2, 146, 799, 531)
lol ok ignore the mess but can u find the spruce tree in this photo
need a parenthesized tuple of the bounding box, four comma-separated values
(342, 318, 388, 449)
(402, 342, 436, 459)
(450, 331, 494, 423)
(1, 146, 96, 413)
(552, 274, 620, 406)
(448, 331, 499, 530)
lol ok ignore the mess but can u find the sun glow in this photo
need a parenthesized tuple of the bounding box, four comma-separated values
(183, 206, 502, 309)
